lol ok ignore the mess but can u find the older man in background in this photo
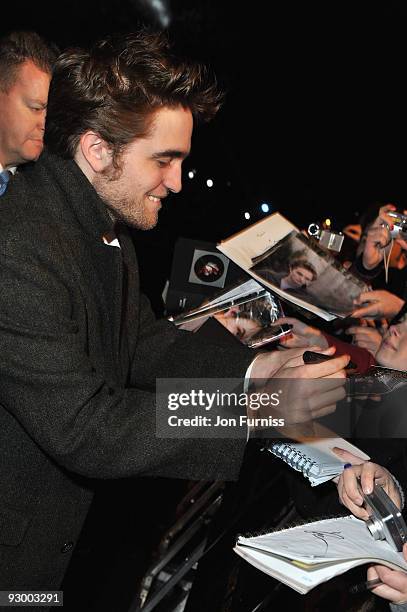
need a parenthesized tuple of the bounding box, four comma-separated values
(0, 30, 57, 194)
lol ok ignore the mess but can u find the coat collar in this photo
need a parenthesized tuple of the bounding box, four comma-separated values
(37, 150, 114, 243)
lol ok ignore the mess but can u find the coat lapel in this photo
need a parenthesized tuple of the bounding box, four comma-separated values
(39, 152, 127, 383)
(115, 225, 140, 376)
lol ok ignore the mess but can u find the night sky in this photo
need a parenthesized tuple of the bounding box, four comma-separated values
(2, 1, 407, 287)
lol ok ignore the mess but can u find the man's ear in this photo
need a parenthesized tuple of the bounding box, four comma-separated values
(79, 131, 112, 173)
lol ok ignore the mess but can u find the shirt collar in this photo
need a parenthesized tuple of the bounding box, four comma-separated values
(102, 229, 121, 248)
(0, 163, 17, 175)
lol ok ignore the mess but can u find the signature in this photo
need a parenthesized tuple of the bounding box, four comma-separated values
(303, 530, 345, 556)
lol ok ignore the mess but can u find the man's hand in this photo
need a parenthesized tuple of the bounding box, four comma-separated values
(333, 448, 402, 519)
(345, 321, 384, 357)
(273, 316, 329, 350)
(352, 290, 405, 319)
(249, 346, 348, 425)
(250, 345, 338, 379)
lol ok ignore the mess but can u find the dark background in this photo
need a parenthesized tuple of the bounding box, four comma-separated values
(3, 1, 407, 286)
(2, 4, 406, 609)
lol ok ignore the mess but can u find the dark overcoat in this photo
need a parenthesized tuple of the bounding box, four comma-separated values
(0, 152, 253, 589)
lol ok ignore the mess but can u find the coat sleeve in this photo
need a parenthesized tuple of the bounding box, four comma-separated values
(0, 235, 250, 482)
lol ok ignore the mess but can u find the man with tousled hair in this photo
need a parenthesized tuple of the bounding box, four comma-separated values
(0, 30, 347, 590)
(280, 259, 318, 291)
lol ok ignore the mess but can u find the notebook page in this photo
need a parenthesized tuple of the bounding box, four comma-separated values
(300, 437, 370, 464)
(269, 436, 370, 485)
(237, 516, 407, 567)
(291, 437, 369, 476)
(234, 545, 358, 594)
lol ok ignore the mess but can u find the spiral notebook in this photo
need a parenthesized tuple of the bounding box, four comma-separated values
(234, 515, 407, 594)
(265, 437, 370, 486)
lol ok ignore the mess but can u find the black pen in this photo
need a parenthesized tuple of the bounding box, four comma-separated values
(303, 350, 357, 370)
(349, 577, 382, 594)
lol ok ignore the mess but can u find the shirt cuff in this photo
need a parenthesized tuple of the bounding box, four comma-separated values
(243, 353, 264, 440)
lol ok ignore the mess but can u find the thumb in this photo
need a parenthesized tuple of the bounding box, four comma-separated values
(367, 565, 380, 582)
(354, 292, 371, 305)
(351, 305, 374, 318)
(309, 345, 336, 356)
(332, 447, 366, 465)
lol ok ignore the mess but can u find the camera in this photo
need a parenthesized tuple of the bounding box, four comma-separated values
(307, 222, 344, 252)
(387, 211, 407, 239)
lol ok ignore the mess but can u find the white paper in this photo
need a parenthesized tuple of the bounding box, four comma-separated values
(218, 212, 360, 321)
(235, 515, 407, 594)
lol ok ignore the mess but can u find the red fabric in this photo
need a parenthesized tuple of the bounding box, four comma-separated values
(321, 332, 376, 374)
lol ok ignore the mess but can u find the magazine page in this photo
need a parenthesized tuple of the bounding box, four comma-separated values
(218, 213, 369, 321)
(218, 212, 297, 269)
(251, 230, 368, 317)
(169, 279, 266, 323)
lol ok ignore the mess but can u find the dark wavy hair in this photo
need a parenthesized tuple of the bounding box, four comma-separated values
(289, 258, 318, 281)
(45, 30, 223, 165)
(0, 31, 58, 92)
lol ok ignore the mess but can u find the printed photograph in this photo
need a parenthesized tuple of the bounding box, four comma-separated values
(213, 293, 283, 346)
(250, 231, 368, 316)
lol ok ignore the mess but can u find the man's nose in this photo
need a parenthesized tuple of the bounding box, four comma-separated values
(39, 109, 47, 132)
(164, 163, 182, 194)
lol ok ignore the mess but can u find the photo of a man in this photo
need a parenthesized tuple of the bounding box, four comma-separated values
(280, 259, 318, 292)
(250, 230, 368, 317)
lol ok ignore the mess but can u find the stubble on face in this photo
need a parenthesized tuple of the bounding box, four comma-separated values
(93, 164, 160, 230)
(89, 106, 193, 230)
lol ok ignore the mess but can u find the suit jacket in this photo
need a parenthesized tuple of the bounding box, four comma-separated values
(0, 151, 253, 589)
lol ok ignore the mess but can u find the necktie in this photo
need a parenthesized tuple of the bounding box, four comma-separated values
(0, 170, 10, 196)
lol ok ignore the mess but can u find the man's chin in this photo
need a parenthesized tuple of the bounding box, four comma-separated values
(140, 217, 159, 231)
(24, 143, 44, 161)
(127, 214, 159, 231)
(375, 351, 392, 369)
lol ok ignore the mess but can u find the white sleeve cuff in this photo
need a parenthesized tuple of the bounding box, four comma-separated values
(243, 353, 264, 441)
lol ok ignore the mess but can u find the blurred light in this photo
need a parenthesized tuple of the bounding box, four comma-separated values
(206, 179, 214, 188)
(261, 203, 270, 213)
(244, 212, 251, 220)
(132, 0, 171, 28)
(325, 218, 331, 227)
(188, 171, 194, 179)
